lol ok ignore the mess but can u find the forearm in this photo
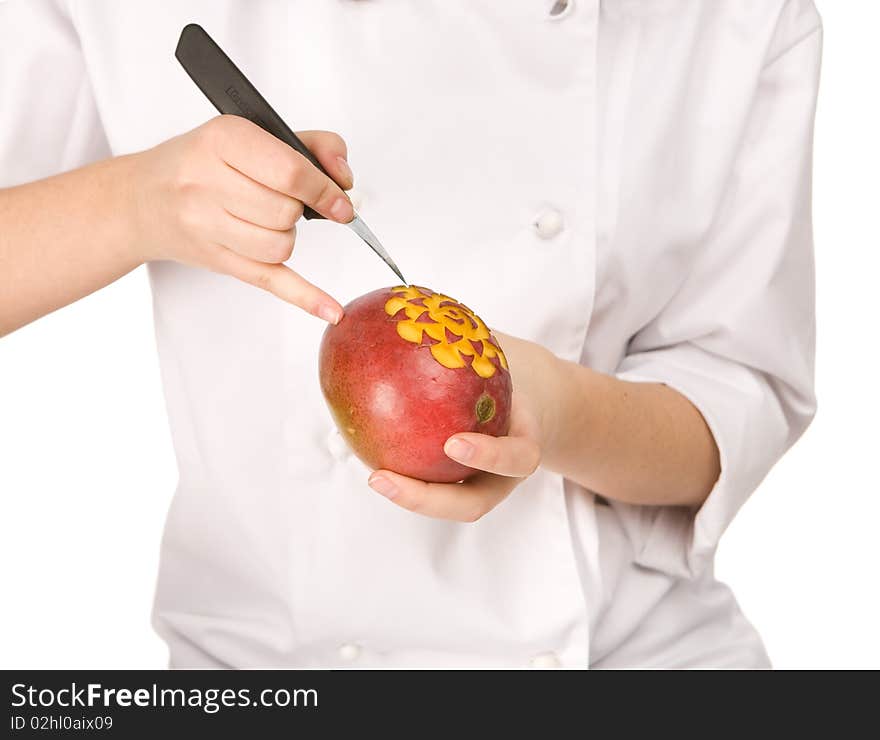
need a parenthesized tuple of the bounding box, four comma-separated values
(0, 155, 144, 336)
(541, 352, 720, 508)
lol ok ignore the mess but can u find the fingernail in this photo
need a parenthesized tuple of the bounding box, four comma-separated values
(444, 438, 474, 463)
(329, 196, 353, 223)
(336, 156, 354, 187)
(318, 304, 342, 325)
(369, 475, 398, 500)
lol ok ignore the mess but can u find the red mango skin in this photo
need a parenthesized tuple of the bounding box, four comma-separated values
(318, 287, 512, 483)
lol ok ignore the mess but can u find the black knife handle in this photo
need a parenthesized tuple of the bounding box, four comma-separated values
(175, 23, 328, 220)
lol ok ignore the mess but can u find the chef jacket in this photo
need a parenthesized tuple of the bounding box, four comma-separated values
(0, 0, 821, 668)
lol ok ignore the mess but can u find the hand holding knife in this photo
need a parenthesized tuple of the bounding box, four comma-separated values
(174, 23, 407, 286)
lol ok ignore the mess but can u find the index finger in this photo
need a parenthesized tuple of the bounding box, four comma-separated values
(213, 116, 353, 223)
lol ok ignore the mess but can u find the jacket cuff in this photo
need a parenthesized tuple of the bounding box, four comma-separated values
(612, 344, 788, 579)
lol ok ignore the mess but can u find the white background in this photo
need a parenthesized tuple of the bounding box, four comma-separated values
(1, 2, 878, 669)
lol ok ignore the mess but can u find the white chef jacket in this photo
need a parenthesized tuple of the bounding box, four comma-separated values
(0, 0, 821, 669)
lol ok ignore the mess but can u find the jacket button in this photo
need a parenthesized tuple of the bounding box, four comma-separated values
(326, 428, 351, 461)
(529, 652, 562, 669)
(548, 0, 574, 20)
(338, 643, 362, 661)
(533, 208, 564, 239)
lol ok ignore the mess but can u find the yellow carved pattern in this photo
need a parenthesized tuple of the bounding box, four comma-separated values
(384, 286, 508, 379)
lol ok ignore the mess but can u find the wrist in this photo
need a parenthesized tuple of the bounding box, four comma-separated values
(538, 355, 599, 474)
(537, 350, 569, 463)
(118, 150, 156, 265)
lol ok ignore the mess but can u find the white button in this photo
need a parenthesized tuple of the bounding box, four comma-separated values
(548, 0, 574, 20)
(533, 208, 564, 239)
(326, 428, 351, 461)
(338, 643, 362, 661)
(348, 188, 366, 212)
(529, 652, 562, 669)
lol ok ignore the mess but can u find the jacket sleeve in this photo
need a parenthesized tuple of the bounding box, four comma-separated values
(0, 0, 109, 188)
(611, 0, 823, 579)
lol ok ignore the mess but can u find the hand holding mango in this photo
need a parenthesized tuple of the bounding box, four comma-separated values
(319, 286, 513, 482)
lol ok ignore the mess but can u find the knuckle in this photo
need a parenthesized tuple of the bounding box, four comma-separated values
(283, 156, 305, 190)
(276, 199, 302, 229)
(171, 150, 208, 199)
(266, 232, 294, 263)
(486, 445, 502, 472)
(190, 124, 213, 151)
(252, 268, 274, 292)
(194, 116, 227, 150)
(171, 162, 199, 195)
(213, 114, 243, 136)
(314, 177, 336, 210)
(404, 496, 427, 516)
